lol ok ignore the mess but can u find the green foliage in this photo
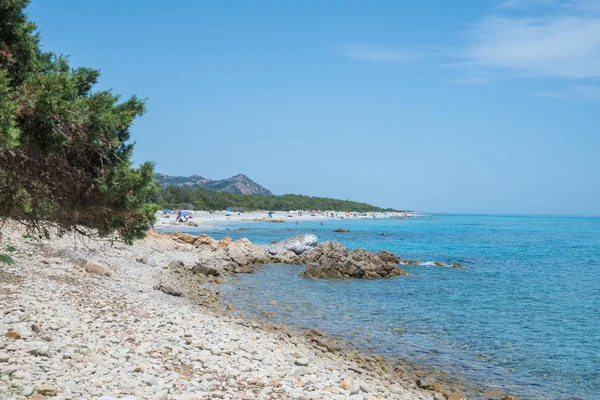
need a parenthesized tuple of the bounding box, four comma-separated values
(151, 186, 398, 212)
(0, 253, 13, 265)
(0, 1, 156, 243)
(4, 245, 17, 252)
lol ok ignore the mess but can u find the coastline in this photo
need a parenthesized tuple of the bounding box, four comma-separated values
(0, 221, 522, 400)
(0, 224, 436, 400)
(153, 210, 423, 231)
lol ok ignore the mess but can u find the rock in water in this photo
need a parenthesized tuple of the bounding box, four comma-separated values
(299, 241, 408, 279)
(267, 234, 318, 255)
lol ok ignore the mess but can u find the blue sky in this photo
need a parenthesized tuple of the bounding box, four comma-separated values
(28, 0, 600, 215)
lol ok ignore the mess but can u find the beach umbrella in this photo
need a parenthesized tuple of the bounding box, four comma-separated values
(180, 211, 191, 217)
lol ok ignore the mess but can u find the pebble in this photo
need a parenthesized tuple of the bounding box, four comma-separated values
(22, 386, 35, 396)
(37, 385, 57, 396)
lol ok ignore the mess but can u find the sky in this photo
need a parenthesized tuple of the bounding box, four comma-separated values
(27, 0, 600, 215)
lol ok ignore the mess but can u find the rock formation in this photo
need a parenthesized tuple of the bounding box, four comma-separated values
(298, 241, 408, 279)
(164, 232, 419, 279)
(267, 234, 318, 255)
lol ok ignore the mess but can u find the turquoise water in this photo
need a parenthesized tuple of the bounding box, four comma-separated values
(188, 215, 600, 399)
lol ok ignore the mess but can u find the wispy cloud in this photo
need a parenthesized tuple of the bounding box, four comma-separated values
(461, 15, 600, 79)
(535, 85, 600, 98)
(337, 0, 600, 97)
(337, 43, 421, 63)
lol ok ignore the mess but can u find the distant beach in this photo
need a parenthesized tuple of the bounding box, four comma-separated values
(154, 210, 423, 231)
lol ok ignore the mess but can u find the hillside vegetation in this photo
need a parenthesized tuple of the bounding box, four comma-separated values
(152, 186, 398, 212)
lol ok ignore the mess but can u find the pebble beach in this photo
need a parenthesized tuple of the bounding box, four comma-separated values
(0, 224, 438, 400)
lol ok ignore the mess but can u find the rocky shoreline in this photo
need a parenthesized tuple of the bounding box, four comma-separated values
(0, 226, 516, 400)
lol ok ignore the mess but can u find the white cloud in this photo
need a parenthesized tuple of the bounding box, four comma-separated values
(462, 15, 600, 78)
(337, 0, 600, 96)
(338, 44, 420, 63)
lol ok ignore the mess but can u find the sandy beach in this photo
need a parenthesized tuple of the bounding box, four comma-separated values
(0, 224, 440, 400)
(154, 210, 422, 231)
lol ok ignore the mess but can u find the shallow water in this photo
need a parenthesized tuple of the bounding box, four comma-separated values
(188, 214, 600, 399)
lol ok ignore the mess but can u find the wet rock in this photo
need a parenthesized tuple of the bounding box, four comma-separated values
(83, 261, 111, 276)
(184, 220, 198, 227)
(299, 241, 409, 279)
(272, 250, 297, 264)
(332, 228, 350, 233)
(417, 377, 434, 390)
(501, 396, 519, 400)
(446, 390, 467, 400)
(311, 337, 341, 352)
(267, 234, 318, 255)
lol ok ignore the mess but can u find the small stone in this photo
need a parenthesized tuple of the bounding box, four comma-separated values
(143, 376, 158, 386)
(211, 391, 225, 398)
(339, 381, 351, 390)
(23, 386, 35, 396)
(5, 330, 20, 340)
(417, 377, 433, 389)
(226, 304, 234, 311)
(349, 384, 360, 395)
(501, 397, 519, 400)
(37, 385, 57, 396)
(30, 395, 47, 400)
(153, 393, 169, 400)
(83, 261, 111, 276)
(446, 393, 467, 400)
(31, 324, 42, 333)
(295, 358, 309, 366)
(358, 382, 373, 393)
(133, 364, 146, 373)
(154, 282, 183, 297)
(1, 367, 17, 376)
(388, 384, 404, 395)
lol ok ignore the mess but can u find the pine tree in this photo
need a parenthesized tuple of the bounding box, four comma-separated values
(0, 0, 157, 243)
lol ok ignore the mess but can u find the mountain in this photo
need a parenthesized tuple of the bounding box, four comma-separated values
(155, 173, 274, 196)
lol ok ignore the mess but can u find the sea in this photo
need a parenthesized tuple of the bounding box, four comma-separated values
(176, 214, 600, 399)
